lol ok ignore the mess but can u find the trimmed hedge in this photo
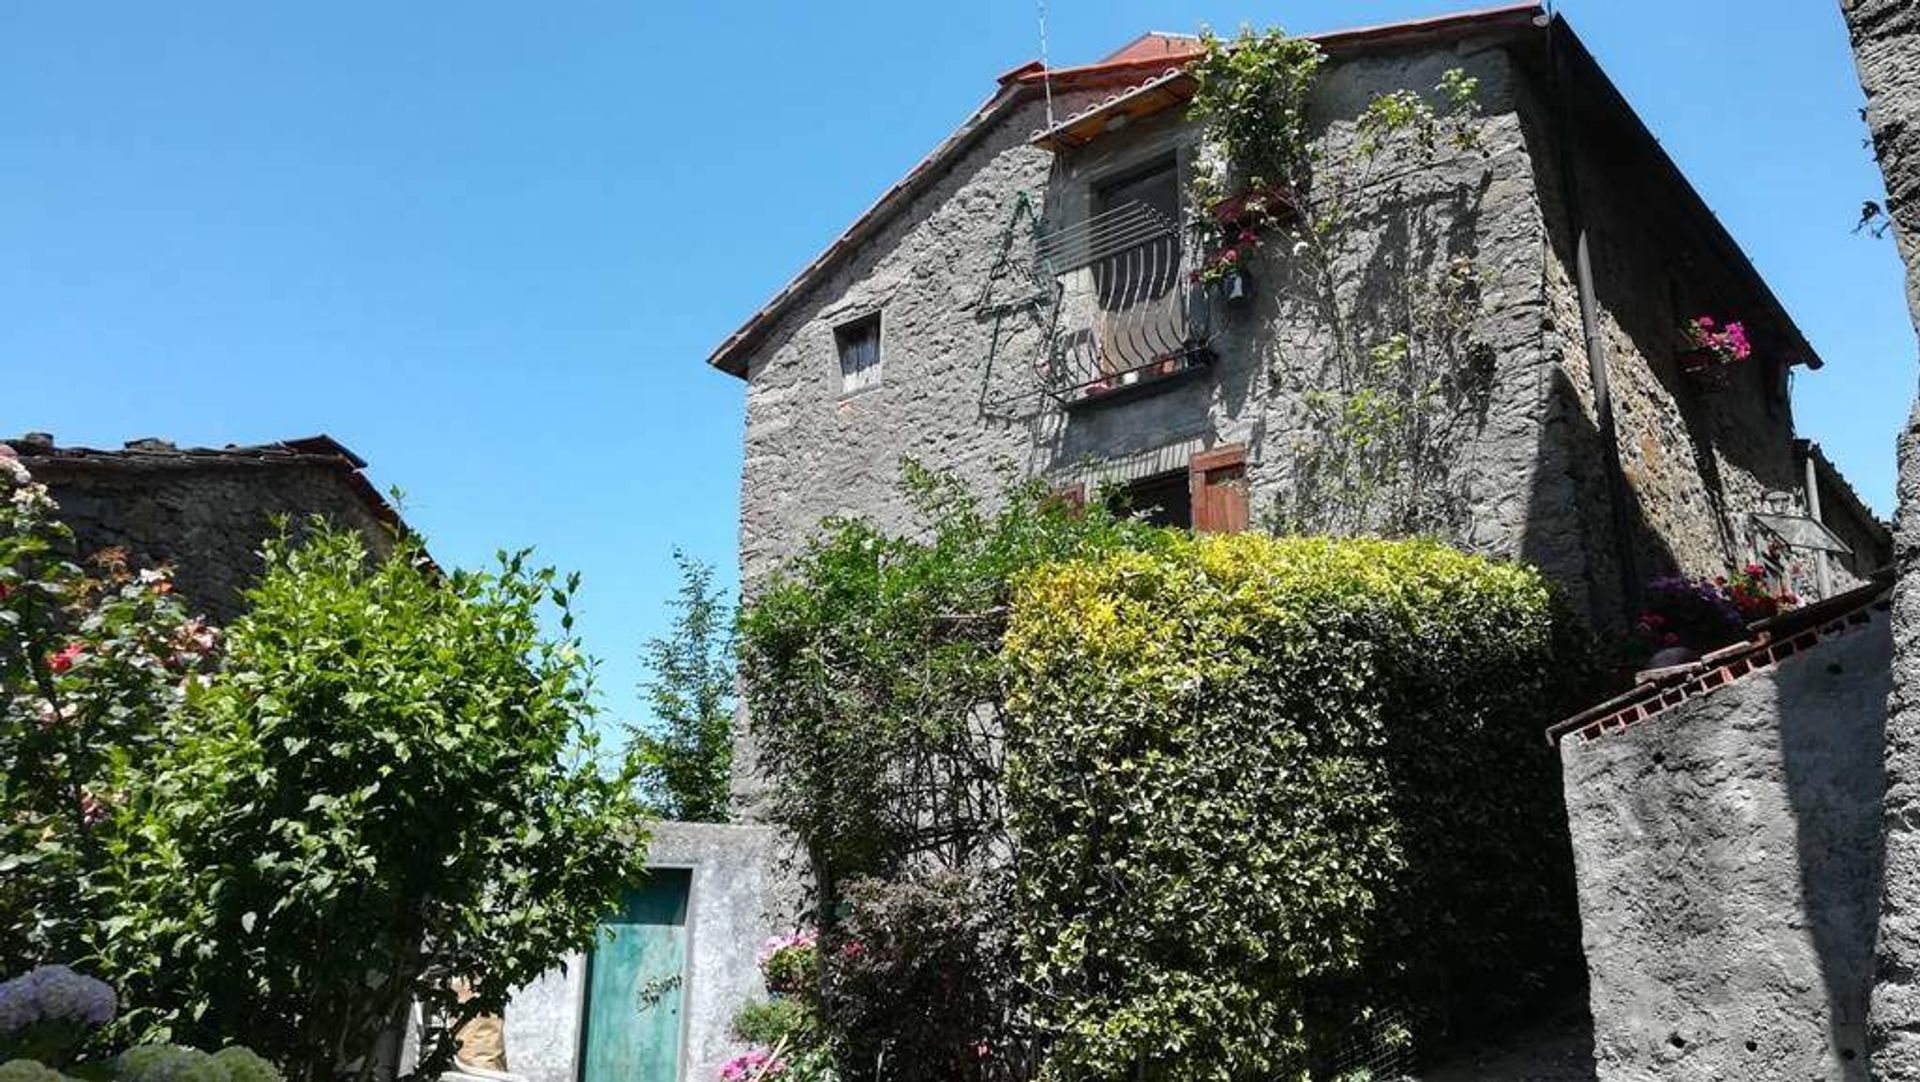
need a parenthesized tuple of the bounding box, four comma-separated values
(1003, 534, 1583, 1079)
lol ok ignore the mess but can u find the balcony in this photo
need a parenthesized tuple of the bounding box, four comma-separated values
(1035, 199, 1214, 407)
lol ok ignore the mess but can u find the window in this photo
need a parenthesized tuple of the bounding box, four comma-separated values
(1091, 159, 1183, 376)
(835, 313, 882, 394)
(1109, 470, 1192, 530)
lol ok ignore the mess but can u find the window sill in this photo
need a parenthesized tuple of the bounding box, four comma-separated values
(1062, 347, 1214, 411)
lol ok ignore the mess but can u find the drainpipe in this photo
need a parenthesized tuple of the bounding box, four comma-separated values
(1804, 446, 1833, 600)
(1547, 13, 1640, 625)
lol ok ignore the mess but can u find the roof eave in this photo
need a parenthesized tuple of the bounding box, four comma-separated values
(704, 3, 1556, 379)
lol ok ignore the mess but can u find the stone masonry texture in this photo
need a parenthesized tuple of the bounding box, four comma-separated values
(1845, 0, 1920, 1075)
(1563, 606, 1891, 1082)
(728, 28, 1823, 809)
(7, 437, 397, 625)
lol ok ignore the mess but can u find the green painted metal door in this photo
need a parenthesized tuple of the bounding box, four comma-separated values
(580, 868, 692, 1082)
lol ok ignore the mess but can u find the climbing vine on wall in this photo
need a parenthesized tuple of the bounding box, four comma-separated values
(737, 464, 1163, 915)
(1186, 28, 1496, 537)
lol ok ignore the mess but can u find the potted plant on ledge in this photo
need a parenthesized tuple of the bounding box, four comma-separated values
(1677, 315, 1752, 387)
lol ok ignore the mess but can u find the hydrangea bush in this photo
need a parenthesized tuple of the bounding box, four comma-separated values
(0, 966, 115, 1065)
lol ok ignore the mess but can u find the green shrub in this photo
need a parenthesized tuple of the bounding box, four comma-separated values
(738, 462, 1164, 912)
(95, 524, 650, 1078)
(0, 1061, 72, 1082)
(109, 1045, 214, 1082)
(1003, 534, 1584, 1079)
(822, 871, 1024, 1081)
(205, 1048, 280, 1082)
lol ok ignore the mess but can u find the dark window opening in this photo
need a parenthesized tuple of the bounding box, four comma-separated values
(1109, 470, 1192, 530)
(835, 313, 882, 394)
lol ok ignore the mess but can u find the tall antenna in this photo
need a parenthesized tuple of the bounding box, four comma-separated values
(1036, 0, 1056, 129)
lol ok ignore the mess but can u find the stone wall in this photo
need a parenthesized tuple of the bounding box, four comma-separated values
(1844, 2, 1920, 1076)
(504, 822, 796, 1082)
(1561, 603, 1890, 1081)
(734, 42, 1554, 589)
(1516, 48, 1813, 631)
(9, 438, 396, 624)
(732, 31, 1823, 635)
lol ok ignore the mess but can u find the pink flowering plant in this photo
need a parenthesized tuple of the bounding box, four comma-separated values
(1680, 315, 1753, 370)
(0, 451, 214, 974)
(719, 1048, 788, 1082)
(1634, 564, 1797, 662)
(757, 930, 820, 996)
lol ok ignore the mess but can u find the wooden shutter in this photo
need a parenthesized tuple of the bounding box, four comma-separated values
(1190, 444, 1249, 534)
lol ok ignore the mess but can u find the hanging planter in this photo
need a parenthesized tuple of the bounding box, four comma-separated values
(1677, 315, 1751, 389)
(1216, 267, 1255, 306)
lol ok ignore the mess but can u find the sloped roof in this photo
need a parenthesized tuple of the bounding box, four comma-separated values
(4, 432, 405, 534)
(706, 4, 1545, 377)
(1545, 574, 1893, 747)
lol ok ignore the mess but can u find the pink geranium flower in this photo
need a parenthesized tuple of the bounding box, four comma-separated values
(719, 1049, 786, 1081)
(48, 643, 84, 674)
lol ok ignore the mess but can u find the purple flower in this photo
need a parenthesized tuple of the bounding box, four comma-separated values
(0, 965, 117, 1032)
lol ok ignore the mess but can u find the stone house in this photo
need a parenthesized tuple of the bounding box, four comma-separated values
(711, 3, 1888, 628)
(686, 6, 1900, 1079)
(3, 432, 402, 623)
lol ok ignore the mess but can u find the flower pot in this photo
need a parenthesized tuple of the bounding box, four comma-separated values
(1217, 267, 1255, 307)
(1677, 349, 1731, 390)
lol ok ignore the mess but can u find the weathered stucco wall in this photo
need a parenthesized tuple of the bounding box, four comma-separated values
(1562, 606, 1890, 1081)
(505, 823, 796, 1082)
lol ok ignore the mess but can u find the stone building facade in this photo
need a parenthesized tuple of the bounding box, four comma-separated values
(712, 5, 1887, 633)
(4, 433, 401, 623)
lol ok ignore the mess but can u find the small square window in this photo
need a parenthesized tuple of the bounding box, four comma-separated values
(835, 313, 882, 395)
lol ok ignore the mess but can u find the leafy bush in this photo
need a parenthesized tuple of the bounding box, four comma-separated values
(1002, 534, 1585, 1079)
(758, 932, 820, 997)
(630, 553, 736, 821)
(0, 1061, 71, 1082)
(822, 871, 1025, 1082)
(0, 458, 212, 973)
(93, 523, 650, 1078)
(738, 463, 1163, 912)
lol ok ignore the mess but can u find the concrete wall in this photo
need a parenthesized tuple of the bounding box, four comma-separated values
(1561, 606, 1891, 1081)
(505, 823, 797, 1082)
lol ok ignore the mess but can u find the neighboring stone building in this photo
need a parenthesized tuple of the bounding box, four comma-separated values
(712, 4, 1886, 633)
(4, 432, 401, 623)
(1553, 580, 1893, 1081)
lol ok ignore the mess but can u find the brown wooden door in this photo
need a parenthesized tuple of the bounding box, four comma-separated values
(1190, 445, 1249, 534)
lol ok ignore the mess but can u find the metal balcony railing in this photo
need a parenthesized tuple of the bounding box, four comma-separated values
(1036, 200, 1213, 404)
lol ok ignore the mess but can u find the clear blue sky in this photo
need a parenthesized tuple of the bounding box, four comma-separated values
(5, 1, 1912, 726)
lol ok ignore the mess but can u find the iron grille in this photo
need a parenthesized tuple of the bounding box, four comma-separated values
(1037, 200, 1213, 404)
